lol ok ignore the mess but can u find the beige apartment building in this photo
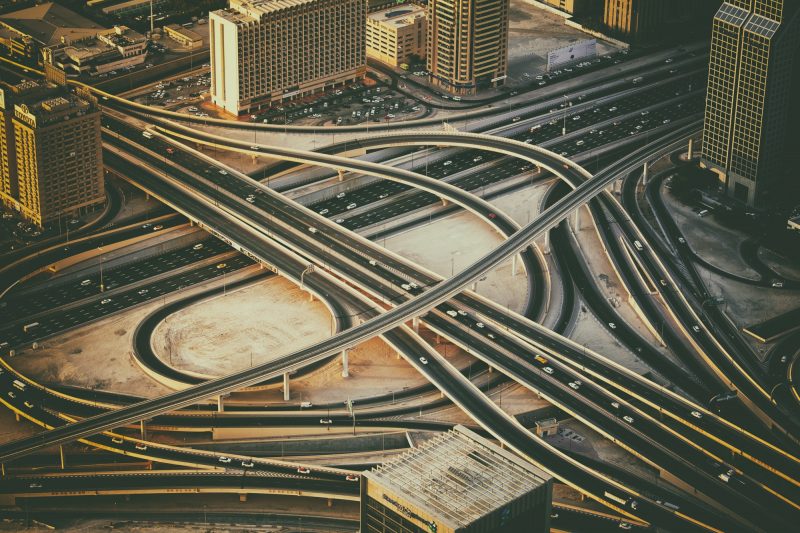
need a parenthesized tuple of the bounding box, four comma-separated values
(0, 65, 103, 226)
(209, 0, 367, 116)
(366, 4, 426, 67)
(427, 0, 509, 95)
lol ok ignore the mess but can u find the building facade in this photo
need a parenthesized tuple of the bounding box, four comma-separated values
(360, 426, 553, 532)
(426, 0, 510, 95)
(603, 0, 669, 39)
(366, 5, 426, 67)
(701, 0, 800, 207)
(209, 0, 367, 116)
(542, 0, 603, 18)
(45, 25, 148, 76)
(0, 65, 103, 226)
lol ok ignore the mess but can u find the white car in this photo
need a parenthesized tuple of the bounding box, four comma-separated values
(218, 456, 231, 463)
(297, 467, 311, 474)
(475, 322, 485, 329)
(568, 382, 580, 390)
(443, 160, 453, 166)
(336, 192, 346, 199)
(419, 357, 429, 365)
(446, 310, 458, 317)
(608, 322, 617, 329)
(319, 209, 329, 215)
(691, 411, 703, 419)
(80, 279, 92, 286)
(543, 367, 554, 374)
(241, 461, 254, 468)
(623, 415, 634, 424)
(320, 418, 333, 424)
(346, 203, 357, 210)
(101, 298, 112, 304)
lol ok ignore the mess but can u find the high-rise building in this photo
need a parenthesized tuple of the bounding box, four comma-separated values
(0, 65, 104, 227)
(701, 0, 800, 207)
(209, 0, 367, 116)
(366, 4, 427, 68)
(542, 0, 603, 19)
(603, 0, 670, 40)
(360, 426, 553, 532)
(426, 0, 510, 95)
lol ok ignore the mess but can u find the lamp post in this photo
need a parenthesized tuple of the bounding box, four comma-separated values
(300, 264, 315, 291)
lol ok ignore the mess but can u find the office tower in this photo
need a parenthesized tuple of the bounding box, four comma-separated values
(603, 0, 669, 40)
(426, 0, 510, 95)
(209, 0, 367, 116)
(360, 426, 553, 532)
(366, 4, 427, 68)
(0, 65, 104, 227)
(701, 0, 800, 207)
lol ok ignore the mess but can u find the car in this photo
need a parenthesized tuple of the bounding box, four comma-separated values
(101, 298, 112, 304)
(23, 401, 33, 408)
(242, 461, 254, 468)
(691, 411, 703, 419)
(623, 415, 634, 424)
(152, 225, 163, 231)
(611, 401, 620, 409)
(718, 472, 730, 482)
(346, 203, 357, 210)
(419, 357, 429, 365)
(665, 58, 674, 63)
(7, 391, 14, 399)
(249, 146, 260, 151)
(568, 382, 580, 390)
(216, 263, 227, 269)
(80, 279, 92, 286)
(369, 259, 378, 266)
(691, 325, 701, 333)
(378, 193, 389, 199)
(193, 243, 204, 250)
(572, 115, 581, 121)
(659, 279, 668, 287)
(677, 237, 686, 244)
(543, 367, 554, 374)
(698, 209, 709, 217)
(608, 106, 618, 112)
(772, 280, 784, 288)
(619, 523, 632, 530)
(512, 116, 521, 122)
(218, 169, 228, 175)
(457, 310, 468, 316)
(487, 333, 496, 339)
(319, 209, 329, 215)
(473, 156, 483, 162)
(335, 218, 344, 224)
(401, 283, 412, 291)
(608, 322, 617, 329)
(576, 140, 585, 146)
(346, 474, 359, 482)
(29, 483, 42, 489)
(446, 310, 458, 317)
(135, 444, 148, 451)
(487, 213, 497, 219)
(137, 289, 148, 295)
(443, 160, 453, 166)
(320, 418, 333, 424)
(297, 467, 311, 474)
(112, 437, 124, 444)
(219, 456, 232, 463)
(336, 192, 346, 199)
(475, 322, 484, 328)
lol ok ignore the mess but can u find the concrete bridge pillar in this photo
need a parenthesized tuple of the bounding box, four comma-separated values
(283, 372, 291, 401)
(338, 169, 345, 182)
(543, 231, 551, 255)
(217, 396, 224, 412)
(412, 316, 420, 332)
(441, 198, 449, 207)
(140, 420, 146, 440)
(471, 281, 477, 291)
(59, 445, 65, 470)
(341, 349, 349, 378)
(688, 138, 695, 159)
(642, 162, 649, 185)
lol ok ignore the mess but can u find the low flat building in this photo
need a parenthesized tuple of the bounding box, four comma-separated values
(164, 24, 203, 50)
(0, 64, 104, 226)
(98, 0, 171, 18)
(44, 25, 148, 76)
(366, 4, 426, 67)
(0, 2, 103, 55)
(361, 425, 553, 532)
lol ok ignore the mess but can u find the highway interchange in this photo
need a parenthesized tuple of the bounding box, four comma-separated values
(0, 44, 798, 531)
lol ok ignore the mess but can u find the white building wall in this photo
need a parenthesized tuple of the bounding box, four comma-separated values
(209, 13, 240, 115)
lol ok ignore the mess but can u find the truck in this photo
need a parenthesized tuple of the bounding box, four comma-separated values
(399, 63, 409, 70)
(23, 322, 39, 333)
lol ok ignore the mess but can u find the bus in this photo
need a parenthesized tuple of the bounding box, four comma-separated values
(12, 379, 26, 391)
(23, 322, 39, 333)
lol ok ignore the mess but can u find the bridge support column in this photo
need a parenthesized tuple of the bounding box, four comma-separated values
(140, 420, 146, 440)
(412, 316, 420, 332)
(217, 396, 224, 412)
(338, 169, 345, 182)
(572, 208, 580, 232)
(239, 493, 248, 502)
(59, 445, 65, 470)
(308, 291, 314, 302)
(543, 231, 551, 255)
(327, 498, 333, 507)
(441, 198, 449, 207)
(687, 138, 695, 159)
(283, 372, 291, 401)
(471, 282, 477, 291)
(642, 162, 649, 185)
(341, 349, 349, 378)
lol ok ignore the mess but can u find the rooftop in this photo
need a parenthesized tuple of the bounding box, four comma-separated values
(364, 425, 550, 528)
(213, 0, 324, 23)
(368, 4, 426, 28)
(0, 2, 103, 47)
